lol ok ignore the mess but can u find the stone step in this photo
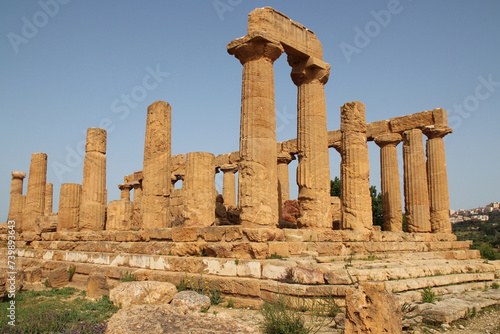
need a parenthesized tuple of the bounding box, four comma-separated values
(404, 289, 500, 324)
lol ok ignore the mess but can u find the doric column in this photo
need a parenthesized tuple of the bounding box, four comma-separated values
(44, 183, 53, 215)
(118, 183, 132, 201)
(130, 180, 142, 229)
(141, 101, 171, 229)
(79, 128, 107, 231)
(403, 128, 431, 232)
(228, 33, 283, 227)
(289, 55, 332, 229)
(374, 133, 403, 231)
(219, 164, 238, 208)
(8, 171, 26, 226)
(277, 152, 295, 208)
(423, 126, 453, 233)
(340, 102, 373, 231)
(57, 183, 82, 231)
(22, 153, 47, 232)
(183, 152, 216, 226)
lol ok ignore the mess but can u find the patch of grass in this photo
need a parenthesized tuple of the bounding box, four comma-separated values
(0, 288, 118, 333)
(234, 259, 239, 265)
(176, 272, 224, 305)
(120, 271, 136, 282)
(491, 282, 499, 289)
(227, 298, 234, 308)
(260, 297, 310, 334)
(421, 287, 436, 304)
(68, 265, 76, 281)
(267, 253, 287, 260)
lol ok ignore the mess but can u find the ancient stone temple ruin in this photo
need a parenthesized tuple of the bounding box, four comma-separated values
(2, 7, 499, 312)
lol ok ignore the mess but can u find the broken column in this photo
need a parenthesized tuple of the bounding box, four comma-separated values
(219, 164, 238, 208)
(340, 102, 373, 231)
(403, 128, 431, 232)
(44, 183, 53, 215)
(289, 55, 332, 229)
(374, 133, 403, 231)
(183, 152, 216, 226)
(79, 128, 107, 231)
(7, 171, 26, 227)
(22, 153, 47, 232)
(424, 126, 453, 233)
(141, 101, 171, 229)
(228, 33, 283, 227)
(57, 183, 81, 231)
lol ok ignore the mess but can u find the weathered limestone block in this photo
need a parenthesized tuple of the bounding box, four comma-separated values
(106, 200, 134, 231)
(219, 163, 238, 208)
(171, 291, 211, 311)
(366, 120, 390, 140)
(345, 282, 402, 333)
(110, 281, 177, 308)
(86, 273, 109, 301)
(34, 214, 58, 234)
(48, 267, 69, 288)
(44, 183, 53, 215)
(289, 55, 331, 229)
(247, 7, 323, 59)
(375, 133, 403, 231)
(403, 129, 431, 232)
(141, 101, 171, 229)
(24, 267, 43, 283)
(7, 171, 26, 227)
(22, 153, 47, 232)
(228, 33, 283, 227)
(58, 183, 82, 231)
(80, 128, 107, 231)
(390, 110, 433, 133)
(424, 125, 453, 233)
(340, 102, 372, 231)
(183, 152, 216, 227)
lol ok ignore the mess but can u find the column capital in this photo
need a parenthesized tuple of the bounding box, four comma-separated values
(288, 55, 330, 86)
(422, 126, 453, 139)
(227, 32, 284, 65)
(12, 171, 26, 179)
(220, 163, 238, 174)
(277, 152, 295, 165)
(118, 183, 132, 191)
(374, 133, 402, 148)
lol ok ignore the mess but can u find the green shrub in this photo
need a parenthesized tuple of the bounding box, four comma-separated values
(491, 282, 499, 289)
(120, 271, 136, 282)
(421, 287, 436, 304)
(472, 242, 500, 260)
(176, 272, 224, 305)
(260, 297, 309, 334)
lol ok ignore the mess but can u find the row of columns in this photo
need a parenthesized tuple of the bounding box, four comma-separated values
(228, 33, 332, 229)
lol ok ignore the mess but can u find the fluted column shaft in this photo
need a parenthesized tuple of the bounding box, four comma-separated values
(289, 55, 332, 229)
(228, 34, 283, 227)
(141, 101, 171, 229)
(183, 152, 216, 226)
(57, 183, 82, 231)
(80, 128, 107, 231)
(220, 164, 238, 208)
(424, 126, 453, 233)
(8, 171, 26, 226)
(375, 133, 403, 231)
(277, 152, 295, 205)
(130, 181, 142, 229)
(340, 102, 373, 231)
(403, 128, 431, 232)
(44, 183, 53, 215)
(22, 153, 47, 232)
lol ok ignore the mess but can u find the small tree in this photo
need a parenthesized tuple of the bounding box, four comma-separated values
(330, 176, 341, 197)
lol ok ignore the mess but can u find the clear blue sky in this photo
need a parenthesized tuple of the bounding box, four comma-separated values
(1, 1, 499, 221)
